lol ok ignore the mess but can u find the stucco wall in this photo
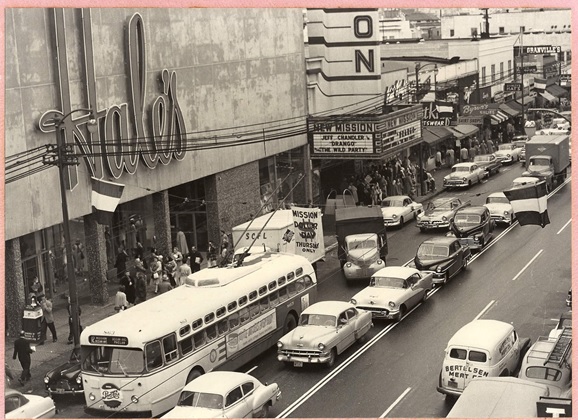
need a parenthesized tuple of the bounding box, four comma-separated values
(5, 8, 307, 240)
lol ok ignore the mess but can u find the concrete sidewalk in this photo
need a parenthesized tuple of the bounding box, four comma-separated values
(4, 166, 452, 396)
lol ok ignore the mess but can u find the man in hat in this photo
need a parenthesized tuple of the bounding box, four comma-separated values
(13, 331, 34, 384)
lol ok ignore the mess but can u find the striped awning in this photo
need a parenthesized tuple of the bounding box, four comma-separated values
(500, 102, 521, 117)
(546, 84, 567, 98)
(539, 90, 558, 103)
(490, 110, 510, 125)
(447, 124, 479, 140)
(422, 126, 454, 145)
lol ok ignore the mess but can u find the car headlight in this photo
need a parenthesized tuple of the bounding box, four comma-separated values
(507, 154, 511, 157)
(131, 395, 139, 404)
(44, 376, 50, 384)
(376, 259, 383, 265)
(504, 211, 509, 215)
(442, 216, 447, 221)
(345, 262, 352, 268)
(350, 298, 357, 305)
(388, 301, 396, 308)
(462, 177, 467, 181)
(436, 266, 443, 273)
(318, 343, 326, 350)
(76, 374, 82, 384)
(277, 341, 283, 349)
(392, 214, 398, 219)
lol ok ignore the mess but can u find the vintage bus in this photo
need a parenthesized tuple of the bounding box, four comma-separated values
(80, 252, 317, 417)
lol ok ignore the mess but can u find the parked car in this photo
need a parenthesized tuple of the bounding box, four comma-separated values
(161, 371, 280, 419)
(44, 352, 82, 397)
(495, 142, 522, 164)
(277, 301, 372, 368)
(473, 153, 502, 177)
(350, 266, 433, 321)
(5, 388, 56, 419)
(412, 236, 470, 286)
(443, 162, 487, 189)
(416, 197, 470, 232)
(512, 135, 529, 164)
(484, 192, 515, 226)
(449, 206, 494, 251)
(380, 195, 423, 228)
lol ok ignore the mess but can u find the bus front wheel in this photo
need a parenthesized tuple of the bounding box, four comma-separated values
(186, 368, 203, 385)
(283, 313, 297, 334)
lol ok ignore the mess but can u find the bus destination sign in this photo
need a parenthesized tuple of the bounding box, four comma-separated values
(89, 335, 129, 346)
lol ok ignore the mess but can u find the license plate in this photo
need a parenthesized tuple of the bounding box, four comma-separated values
(448, 381, 457, 388)
(55, 388, 65, 394)
(293, 361, 303, 367)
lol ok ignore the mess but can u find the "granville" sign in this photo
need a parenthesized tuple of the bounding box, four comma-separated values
(522, 45, 562, 54)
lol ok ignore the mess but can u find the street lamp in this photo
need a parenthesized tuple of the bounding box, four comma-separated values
(41, 108, 97, 357)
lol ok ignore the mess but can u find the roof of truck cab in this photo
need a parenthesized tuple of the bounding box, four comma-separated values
(335, 205, 383, 222)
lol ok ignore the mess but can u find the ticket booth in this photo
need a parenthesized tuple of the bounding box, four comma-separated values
(22, 305, 43, 342)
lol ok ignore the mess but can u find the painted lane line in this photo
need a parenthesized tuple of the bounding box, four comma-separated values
(245, 365, 258, 374)
(474, 300, 496, 320)
(557, 219, 571, 235)
(379, 387, 412, 418)
(512, 249, 543, 281)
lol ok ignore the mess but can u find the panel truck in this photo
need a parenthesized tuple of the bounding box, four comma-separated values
(231, 208, 325, 266)
(335, 206, 387, 281)
(522, 133, 570, 191)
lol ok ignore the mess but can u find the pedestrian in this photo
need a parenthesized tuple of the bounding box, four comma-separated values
(189, 246, 203, 273)
(480, 141, 487, 155)
(487, 139, 495, 153)
(114, 246, 129, 282)
(207, 241, 218, 268)
(114, 285, 129, 312)
(347, 181, 359, 205)
(158, 272, 173, 294)
(435, 150, 442, 168)
(134, 257, 147, 283)
(150, 256, 162, 293)
(13, 331, 34, 384)
(135, 272, 147, 304)
(460, 146, 469, 163)
(220, 230, 229, 254)
(469, 145, 476, 162)
(29, 277, 44, 304)
(164, 256, 177, 287)
(178, 257, 192, 286)
(120, 270, 136, 305)
(67, 296, 82, 345)
(427, 172, 436, 193)
(39, 297, 57, 344)
(72, 239, 85, 274)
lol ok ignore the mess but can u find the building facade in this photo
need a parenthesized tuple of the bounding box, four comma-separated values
(5, 8, 310, 336)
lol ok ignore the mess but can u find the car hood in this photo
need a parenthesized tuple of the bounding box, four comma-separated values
(450, 222, 484, 238)
(353, 287, 407, 305)
(484, 203, 511, 214)
(421, 209, 451, 219)
(281, 325, 336, 348)
(161, 407, 224, 418)
(381, 207, 403, 218)
(495, 150, 512, 156)
(414, 255, 453, 270)
(444, 173, 467, 180)
(47, 360, 81, 380)
(348, 247, 379, 261)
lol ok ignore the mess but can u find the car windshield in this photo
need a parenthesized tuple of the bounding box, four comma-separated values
(452, 166, 470, 173)
(178, 391, 224, 409)
(453, 214, 481, 227)
(299, 314, 336, 327)
(427, 199, 452, 211)
(81, 346, 144, 375)
(474, 156, 492, 163)
(370, 276, 407, 288)
(524, 367, 562, 382)
(417, 244, 449, 258)
(382, 199, 403, 207)
(498, 144, 513, 151)
(346, 236, 377, 249)
(486, 196, 509, 204)
(530, 157, 551, 166)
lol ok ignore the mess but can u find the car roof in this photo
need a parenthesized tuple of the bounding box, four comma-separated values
(453, 162, 474, 167)
(455, 206, 487, 215)
(513, 176, 539, 184)
(431, 197, 459, 205)
(383, 195, 409, 201)
(182, 371, 256, 394)
(474, 154, 495, 159)
(372, 266, 420, 279)
(487, 192, 507, 198)
(302, 300, 353, 316)
(421, 236, 457, 246)
(448, 320, 514, 348)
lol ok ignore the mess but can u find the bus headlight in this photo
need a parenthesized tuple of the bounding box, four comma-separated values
(318, 343, 326, 350)
(277, 341, 283, 349)
(89, 393, 96, 401)
(131, 395, 139, 404)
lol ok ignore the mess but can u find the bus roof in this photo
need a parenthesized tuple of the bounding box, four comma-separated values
(81, 253, 315, 346)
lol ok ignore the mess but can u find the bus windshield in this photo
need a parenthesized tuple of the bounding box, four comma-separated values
(178, 391, 223, 409)
(82, 346, 144, 375)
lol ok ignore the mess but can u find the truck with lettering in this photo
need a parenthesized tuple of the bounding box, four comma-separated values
(231, 208, 325, 265)
(334, 206, 387, 282)
(522, 133, 570, 191)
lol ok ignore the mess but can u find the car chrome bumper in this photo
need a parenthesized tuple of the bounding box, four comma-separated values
(277, 352, 331, 364)
(344, 263, 384, 280)
(436, 385, 463, 397)
(384, 219, 401, 227)
(416, 221, 450, 229)
(490, 215, 510, 224)
(356, 307, 398, 319)
(432, 272, 447, 284)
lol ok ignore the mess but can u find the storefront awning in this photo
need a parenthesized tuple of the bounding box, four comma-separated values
(490, 110, 510, 125)
(539, 90, 558, 103)
(514, 95, 535, 108)
(500, 102, 521, 117)
(422, 126, 454, 145)
(546, 84, 567, 98)
(447, 124, 479, 140)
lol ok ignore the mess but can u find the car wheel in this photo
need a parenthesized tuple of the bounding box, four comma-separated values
(327, 348, 337, 368)
(443, 271, 450, 284)
(399, 216, 404, 227)
(421, 289, 430, 303)
(419, 227, 426, 233)
(357, 331, 368, 344)
(462, 257, 468, 271)
(258, 403, 270, 418)
(186, 368, 203, 384)
(283, 313, 298, 335)
(397, 305, 406, 322)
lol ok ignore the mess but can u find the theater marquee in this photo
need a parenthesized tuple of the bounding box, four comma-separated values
(308, 105, 422, 159)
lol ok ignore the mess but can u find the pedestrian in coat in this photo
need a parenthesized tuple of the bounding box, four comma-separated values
(120, 270, 136, 305)
(115, 285, 129, 312)
(207, 241, 218, 268)
(460, 146, 469, 162)
(13, 331, 33, 384)
(158, 272, 173, 294)
(67, 296, 83, 344)
(39, 297, 57, 344)
(114, 246, 129, 282)
(135, 272, 147, 304)
(189, 246, 203, 273)
(178, 258, 192, 286)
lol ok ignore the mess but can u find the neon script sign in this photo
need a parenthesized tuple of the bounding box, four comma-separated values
(39, 12, 187, 184)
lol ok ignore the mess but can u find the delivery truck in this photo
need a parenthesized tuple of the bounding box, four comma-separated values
(335, 206, 387, 281)
(231, 209, 325, 265)
(522, 134, 570, 191)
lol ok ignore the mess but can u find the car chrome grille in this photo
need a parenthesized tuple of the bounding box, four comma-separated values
(356, 306, 388, 314)
(280, 349, 322, 357)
